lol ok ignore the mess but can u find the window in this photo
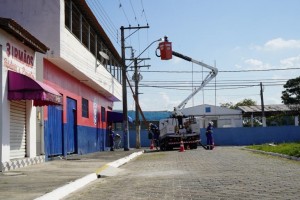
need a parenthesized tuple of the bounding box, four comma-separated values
(90, 28, 96, 54)
(65, 0, 71, 29)
(82, 17, 89, 48)
(205, 107, 211, 113)
(71, 4, 80, 39)
(101, 106, 106, 122)
(82, 98, 89, 118)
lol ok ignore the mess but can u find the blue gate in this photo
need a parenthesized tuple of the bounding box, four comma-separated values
(46, 105, 63, 156)
(66, 97, 77, 154)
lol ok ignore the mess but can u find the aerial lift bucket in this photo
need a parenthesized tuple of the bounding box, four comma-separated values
(159, 36, 172, 60)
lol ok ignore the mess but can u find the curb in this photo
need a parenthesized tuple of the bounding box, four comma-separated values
(34, 150, 144, 200)
(243, 147, 300, 161)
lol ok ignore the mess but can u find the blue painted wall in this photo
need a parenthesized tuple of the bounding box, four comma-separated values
(129, 126, 300, 147)
(205, 126, 300, 146)
(77, 126, 106, 154)
(45, 122, 108, 157)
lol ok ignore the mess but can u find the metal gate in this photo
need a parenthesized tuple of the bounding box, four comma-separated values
(47, 105, 63, 156)
(66, 97, 77, 154)
(10, 100, 26, 159)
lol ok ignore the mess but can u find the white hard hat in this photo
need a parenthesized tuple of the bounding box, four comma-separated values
(209, 121, 214, 125)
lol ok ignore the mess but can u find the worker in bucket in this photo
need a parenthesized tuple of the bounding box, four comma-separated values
(206, 121, 214, 150)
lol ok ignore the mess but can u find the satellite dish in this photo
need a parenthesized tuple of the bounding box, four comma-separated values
(99, 51, 109, 60)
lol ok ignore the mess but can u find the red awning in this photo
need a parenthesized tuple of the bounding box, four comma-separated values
(7, 70, 62, 106)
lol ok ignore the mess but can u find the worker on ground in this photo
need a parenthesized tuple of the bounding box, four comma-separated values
(149, 123, 160, 150)
(206, 121, 214, 150)
(108, 125, 115, 151)
(114, 133, 121, 149)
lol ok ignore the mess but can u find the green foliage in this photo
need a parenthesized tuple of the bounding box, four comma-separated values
(220, 98, 256, 109)
(281, 76, 300, 104)
(220, 102, 234, 109)
(220, 98, 258, 127)
(281, 76, 300, 114)
(247, 142, 300, 157)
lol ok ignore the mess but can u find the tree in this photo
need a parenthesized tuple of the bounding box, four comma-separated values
(220, 98, 258, 127)
(220, 98, 256, 109)
(220, 102, 234, 109)
(281, 76, 300, 114)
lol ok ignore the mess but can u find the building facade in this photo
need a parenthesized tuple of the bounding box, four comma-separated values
(181, 104, 243, 128)
(0, 17, 61, 171)
(0, 0, 123, 170)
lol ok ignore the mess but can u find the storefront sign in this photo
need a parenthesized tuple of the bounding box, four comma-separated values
(3, 41, 35, 79)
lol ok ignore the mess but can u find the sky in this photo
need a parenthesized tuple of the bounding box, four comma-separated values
(86, 0, 300, 111)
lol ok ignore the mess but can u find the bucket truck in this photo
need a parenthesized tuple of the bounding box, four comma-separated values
(156, 37, 218, 150)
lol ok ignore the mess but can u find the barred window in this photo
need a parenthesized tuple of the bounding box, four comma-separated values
(82, 98, 89, 118)
(101, 106, 106, 122)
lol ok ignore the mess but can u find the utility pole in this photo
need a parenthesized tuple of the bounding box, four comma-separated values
(260, 82, 266, 127)
(120, 25, 149, 151)
(131, 58, 150, 148)
(134, 58, 140, 148)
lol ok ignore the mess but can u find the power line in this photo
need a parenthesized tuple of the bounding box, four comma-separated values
(118, 0, 130, 25)
(139, 67, 300, 73)
(129, 0, 139, 24)
(140, 0, 149, 24)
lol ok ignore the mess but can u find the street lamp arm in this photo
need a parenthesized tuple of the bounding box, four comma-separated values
(127, 38, 162, 67)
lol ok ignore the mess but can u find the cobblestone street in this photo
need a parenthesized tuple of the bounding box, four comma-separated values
(64, 147, 300, 200)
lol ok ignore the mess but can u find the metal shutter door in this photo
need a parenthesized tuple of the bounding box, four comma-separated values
(10, 100, 26, 159)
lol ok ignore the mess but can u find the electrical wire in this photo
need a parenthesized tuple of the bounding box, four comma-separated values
(139, 67, 300, 73)
(140, 0, 149, 25)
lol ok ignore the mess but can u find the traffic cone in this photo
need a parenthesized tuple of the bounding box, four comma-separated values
(150, 140, 154, 150)
(179, 140, 185, 152)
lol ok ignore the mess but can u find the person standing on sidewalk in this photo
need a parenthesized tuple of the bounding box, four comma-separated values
(114, 133, 121, 149)
(108, 125, 115, 151)
(206, 121, 214, 150)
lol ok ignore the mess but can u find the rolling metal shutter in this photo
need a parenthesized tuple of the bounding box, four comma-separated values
(10, 100, 26, 159)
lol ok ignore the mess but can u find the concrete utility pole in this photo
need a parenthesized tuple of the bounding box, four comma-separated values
(120, 25, 149, 151)
(131, 58, 150, 148)
(260, 82, 266, 127)
(134, 58, 140, 148)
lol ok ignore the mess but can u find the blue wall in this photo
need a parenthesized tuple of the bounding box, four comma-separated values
(128, 126, 300, 147)
(77, 126, 106, 155)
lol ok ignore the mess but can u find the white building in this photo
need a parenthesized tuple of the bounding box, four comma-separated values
(181, 104, 243, 128)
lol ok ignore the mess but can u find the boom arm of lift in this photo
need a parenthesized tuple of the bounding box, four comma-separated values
(171, 51, 218, 116)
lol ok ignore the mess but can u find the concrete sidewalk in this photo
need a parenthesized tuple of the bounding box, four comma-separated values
(0, 149, 144, 200)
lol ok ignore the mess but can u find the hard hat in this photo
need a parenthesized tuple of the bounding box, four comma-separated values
(209, 121, 214, 126)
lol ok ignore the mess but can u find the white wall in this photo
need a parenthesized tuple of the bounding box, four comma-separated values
(0, 0, 61, 58)
(0, 29, 38, 162)
(60, 30, 122, 100)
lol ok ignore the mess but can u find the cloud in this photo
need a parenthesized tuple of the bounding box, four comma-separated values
(280, 55, 300, 67)
(243, 58, 271, 70)
(172, 56, 183, 64)
(253, 38, 300, 51)
(139, 92, 180, 111)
